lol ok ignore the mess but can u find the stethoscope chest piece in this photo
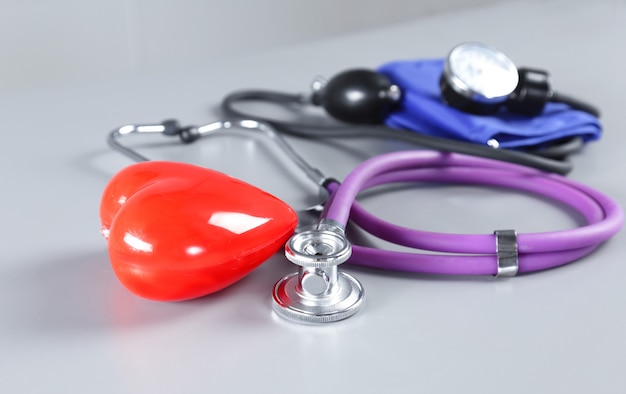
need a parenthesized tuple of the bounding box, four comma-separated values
(272, 220, 365, 323)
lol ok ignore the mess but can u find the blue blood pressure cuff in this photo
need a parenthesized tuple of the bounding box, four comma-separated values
(377, 58, 601, 149)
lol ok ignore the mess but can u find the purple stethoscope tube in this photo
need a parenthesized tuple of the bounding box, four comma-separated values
(322, 150, 623, 275)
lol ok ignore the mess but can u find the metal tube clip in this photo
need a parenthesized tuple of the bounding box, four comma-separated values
(494, 229, 519, 277)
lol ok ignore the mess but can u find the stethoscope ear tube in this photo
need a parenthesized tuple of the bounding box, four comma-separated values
(321, 150, 623, 274)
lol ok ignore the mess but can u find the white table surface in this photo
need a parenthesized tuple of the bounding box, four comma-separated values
(2, 1, 625, 393)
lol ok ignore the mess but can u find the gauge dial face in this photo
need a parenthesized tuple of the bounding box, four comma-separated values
(447, 43, 519, 100)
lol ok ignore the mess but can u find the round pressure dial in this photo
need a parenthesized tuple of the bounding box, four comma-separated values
(440, 42, 519, 113)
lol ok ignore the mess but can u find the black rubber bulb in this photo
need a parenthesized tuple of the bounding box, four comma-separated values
(319, 69, 398, 124)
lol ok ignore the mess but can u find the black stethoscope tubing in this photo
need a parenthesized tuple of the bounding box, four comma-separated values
(221, 89, 577, 175)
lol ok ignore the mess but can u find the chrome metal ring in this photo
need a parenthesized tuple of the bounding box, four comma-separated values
(494, 229, 519, 277)
(285, 229, 352, 269)
(272, 271, 365, 323)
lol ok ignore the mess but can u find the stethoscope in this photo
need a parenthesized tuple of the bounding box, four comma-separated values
(106, 117, 623, 323)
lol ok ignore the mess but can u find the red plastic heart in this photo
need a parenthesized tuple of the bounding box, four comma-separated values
(100, 161, 298, 301)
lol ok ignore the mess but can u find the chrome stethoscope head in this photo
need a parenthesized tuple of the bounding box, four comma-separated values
(272, 218, 365, 323)
(108, 118, 366, 323)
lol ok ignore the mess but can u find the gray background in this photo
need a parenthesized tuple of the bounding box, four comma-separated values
(1, 1, 625, 393)
(0, 0, 495, 93)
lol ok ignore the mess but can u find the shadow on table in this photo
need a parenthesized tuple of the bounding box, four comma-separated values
(0, 249, 292, 338)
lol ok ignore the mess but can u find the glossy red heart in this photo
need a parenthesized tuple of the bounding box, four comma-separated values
(100, 161, 297, 301)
